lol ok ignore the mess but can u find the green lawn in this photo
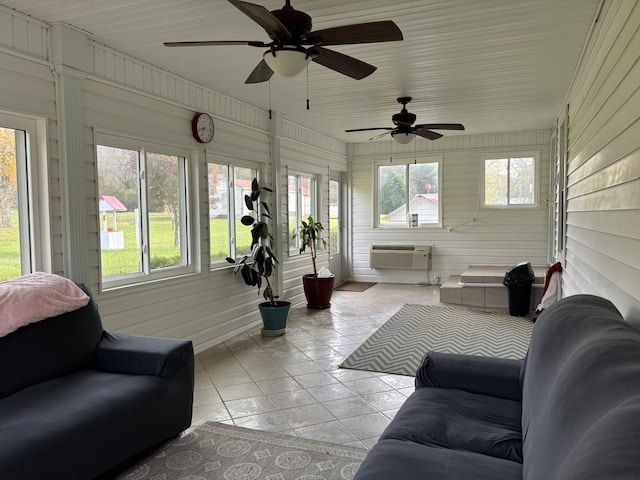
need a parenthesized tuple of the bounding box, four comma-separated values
(1, 210, 339, 281)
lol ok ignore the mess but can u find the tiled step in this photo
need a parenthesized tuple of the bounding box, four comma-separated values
(460, 265, 545, 285)
(440, 266, 545, 312)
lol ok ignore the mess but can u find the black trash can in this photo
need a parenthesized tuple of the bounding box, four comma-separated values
(503, 262, 535, 316)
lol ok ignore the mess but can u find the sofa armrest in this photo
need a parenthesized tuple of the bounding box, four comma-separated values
(98, 331, 194, 378)
(415, 351, 523, 401)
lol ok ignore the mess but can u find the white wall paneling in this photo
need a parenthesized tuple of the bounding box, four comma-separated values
(560, 0, 640, 322)
(351, 132, 551, 284)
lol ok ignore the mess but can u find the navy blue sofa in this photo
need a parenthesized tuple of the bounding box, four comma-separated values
(354, 294, 640, 479)
(0, 285, 194, 479)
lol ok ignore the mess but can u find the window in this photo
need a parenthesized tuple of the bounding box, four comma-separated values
(482, 153, 538, 207)
(96, 138, 191, 286)
(207, 161, 258, 265)
(0, 113, 48, 281)
(375, 158, 441, 227)
(329, 179, 339, 256)
(288, 173, 316, 252)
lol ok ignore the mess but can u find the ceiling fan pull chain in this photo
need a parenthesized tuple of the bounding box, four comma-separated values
(306, 64, 310, 111)
(269, 80, 272, 119)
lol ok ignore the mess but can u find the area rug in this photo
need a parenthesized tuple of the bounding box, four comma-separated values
(336, 282, 377, 292)
(340, 304, 533, 376)
(115, 421, 367, 480)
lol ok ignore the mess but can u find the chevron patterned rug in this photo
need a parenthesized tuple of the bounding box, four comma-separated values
(340, 304, 533, 376)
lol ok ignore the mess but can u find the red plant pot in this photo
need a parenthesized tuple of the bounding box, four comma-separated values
(302, 274, 335, 309)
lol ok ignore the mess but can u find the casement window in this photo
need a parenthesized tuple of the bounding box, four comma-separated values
(0, 113, 48, 281)
(481, 153, 538, 208)
(207, 161, 259, 266)
(96, 136, 192, 287)
(288, 173, 317, 253)
(374, 157, 441, 228)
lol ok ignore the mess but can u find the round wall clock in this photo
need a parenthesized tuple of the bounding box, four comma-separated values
(191, 112, 215, 143)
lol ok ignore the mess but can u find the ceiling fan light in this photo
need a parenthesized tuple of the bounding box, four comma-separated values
(392, 132, 416, 144)
(263, 48, 310, 78)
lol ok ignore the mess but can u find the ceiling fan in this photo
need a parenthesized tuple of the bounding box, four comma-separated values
(346, 97, 465, 143)
(164, 0, 403, 84)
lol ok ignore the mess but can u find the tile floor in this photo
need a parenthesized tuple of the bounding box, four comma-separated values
(192, 282, 442, 449)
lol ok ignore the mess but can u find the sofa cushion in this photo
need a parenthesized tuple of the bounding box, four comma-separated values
(382, 387, 523, 463)
(0, 272, 90, 337)
(521, 294, 640, 480)
(0, 286, 103, 399)
(354, 438, 522, 480)
(0, 369, 183, 479)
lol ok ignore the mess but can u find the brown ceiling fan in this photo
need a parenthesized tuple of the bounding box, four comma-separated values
(346, 97, 465, 143)
(164, 0, 403, 84)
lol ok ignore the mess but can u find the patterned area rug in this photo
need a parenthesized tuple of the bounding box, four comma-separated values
(115, 422, 367, 480)
(340, 304, 533, 376)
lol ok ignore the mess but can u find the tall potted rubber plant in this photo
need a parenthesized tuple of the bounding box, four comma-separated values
(297, 215, 334, 308)
(226, 178, 291, 336)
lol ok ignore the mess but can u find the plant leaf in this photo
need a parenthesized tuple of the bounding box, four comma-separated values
(225, 257, 236, 264)
(244, 195, 254, 211)
(241, 215, 254, 226)
(252, 178, 259, 192)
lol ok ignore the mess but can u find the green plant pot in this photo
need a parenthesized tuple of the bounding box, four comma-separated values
(302, 274, 335, 309)
(258, 301, 291, 336)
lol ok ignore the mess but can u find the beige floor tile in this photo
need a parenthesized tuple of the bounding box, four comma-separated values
(322, 396, 377, 419)
(267, 389, 317, 410)
(293, 371, 340, 389)
(193, 387, 222, 407)
(233, 411, 291, 432)
(192, 283, 444, 451)
(279, 403, 336, 429)
(340, 413, 392, 440)
(217, 382, 263, 401)
(224, 395, 276, 418)
(306, 383, 356, 403)
(293, 421, 359, 444)
(341, 377, 396, 396)
(256, 377, 302, 395)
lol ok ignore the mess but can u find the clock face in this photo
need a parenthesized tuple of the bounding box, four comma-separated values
(192, 113, 214, 143)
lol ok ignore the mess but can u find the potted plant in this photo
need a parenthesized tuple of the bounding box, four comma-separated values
(297, 215, 335, 309)
(226, 178, 291, 336)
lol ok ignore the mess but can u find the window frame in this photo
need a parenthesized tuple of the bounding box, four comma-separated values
(0, 111, 50, 280)
(288, 171, 318, 255)
(95, 132, 195, 289)
(373, 155, 443, 229)
(479, 151, 540, 209)
(206, 155, 261, 269)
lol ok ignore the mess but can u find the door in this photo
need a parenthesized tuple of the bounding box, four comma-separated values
(329, 172, 345, 285)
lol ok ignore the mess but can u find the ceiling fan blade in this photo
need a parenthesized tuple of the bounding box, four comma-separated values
(415, 128, 443, 141)
(305, 21, 403, 46)
(245, 59, 274, 84)
(312, 47, 376, 80)
(228, 0, 292, 41)
(415, 123, 465, 131)
(164, 40, 268, 47)
(369, 131, 393, 141)
(345, 127, 393, 132)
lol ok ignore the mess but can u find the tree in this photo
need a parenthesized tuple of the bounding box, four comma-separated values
(0, 128, 17, 228)
(146, 153, 180, 247)
(380, 170, 406, 214)
(409, 162, 438, 196)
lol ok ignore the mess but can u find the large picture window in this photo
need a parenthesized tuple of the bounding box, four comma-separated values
(0, 113, 48, 281)
(375, 158, 441, 228)
(207, 161, 258, 265)
(96, 138, 191, 286)
(288, 173, 316, 252)
(481, 153, 538, 207)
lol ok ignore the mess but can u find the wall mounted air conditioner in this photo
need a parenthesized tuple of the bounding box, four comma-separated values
(369, 245, 432, 270)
